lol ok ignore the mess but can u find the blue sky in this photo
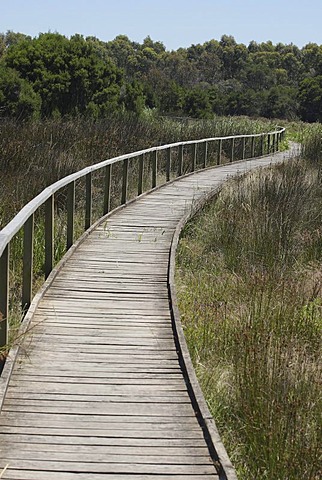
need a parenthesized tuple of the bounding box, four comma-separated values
(1, 0, 321, 50)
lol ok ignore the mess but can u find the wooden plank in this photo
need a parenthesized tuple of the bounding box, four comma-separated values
(2, 471, 218, 480)
(0, 426, 203, 439)
(0, 433, 207, 447)
(0, 459, 217, 475)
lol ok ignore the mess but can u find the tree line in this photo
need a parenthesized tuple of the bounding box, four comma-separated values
(0, 31, 321, 121)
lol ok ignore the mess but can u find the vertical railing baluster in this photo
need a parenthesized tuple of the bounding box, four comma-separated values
(152, 151, 157, 188)
(166, 148, 171, 182)
(103, 165, 111, 215)
(242, 137, 246, 160)
(276, 132, 280, 152)
(45, 195, 54, 278)
(121, 158, 129, 204)
(192, 143, 197, 172)
(138, 154, 144, 195)
(203, 141, 208, 168)
(85, 172, 92, 230)
(217, 139, 222, 165)
(267, 134, 271, 154)
(0, 245, 9, 351)
(22, 215, 34, 312)
(251, 136, 255, 158)
(261, 135, 264, 156)
(67, 181, 75, 249)
(230, 138, 235, 163)
(178, 145, 183, 177)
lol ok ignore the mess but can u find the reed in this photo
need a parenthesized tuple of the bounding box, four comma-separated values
(176, 149, 321, 479)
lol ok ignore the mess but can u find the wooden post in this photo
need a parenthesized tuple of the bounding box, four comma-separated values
(261, 135, 264, 156)
(0, 245, 9, 350)
(166, 148, 171, 182)
(203, 141, 208, 168)
(85, 172, 92, 230)
(276, 133, 280, 151)
(192, 143, 197, 172)
(67, 181, 75, 249)
(121, 158, 129, 204)
(178, 145, 183, 177)
(217, 139, 222, 165)
(267, 134, 271, 154)
(152, 150, 157, 188)
(45, 195, 54, 278)
(242, 137, 246, 160)
(230, 138, 235, 163)
(103, 165, 111, 215)
(251, 136, 255, 157)
(22, 215, 34, 312)
(138, 154, 144, 195)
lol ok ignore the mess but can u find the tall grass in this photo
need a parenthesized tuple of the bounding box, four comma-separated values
(0, 113, 275, 357)
(0, 114, 274, 227)
(176, 146, 321, 478)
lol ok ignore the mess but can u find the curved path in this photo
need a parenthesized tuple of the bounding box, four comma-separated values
(0, 146, 298, 479)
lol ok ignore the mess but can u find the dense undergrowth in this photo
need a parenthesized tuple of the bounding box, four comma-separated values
(176, 127, 322, 479)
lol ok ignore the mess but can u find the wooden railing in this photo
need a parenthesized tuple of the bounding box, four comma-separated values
(0, 127, 285, 359)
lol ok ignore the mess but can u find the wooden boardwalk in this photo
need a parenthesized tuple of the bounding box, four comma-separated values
(0, 147, 297, 479)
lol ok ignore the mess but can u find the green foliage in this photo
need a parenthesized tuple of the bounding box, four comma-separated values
(299, 76, 322, 122)
(0, 30, 322, 120)
(0, 65, 41, 119)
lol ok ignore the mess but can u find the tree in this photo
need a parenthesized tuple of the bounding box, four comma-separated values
(298, 76, 322, 122)
(5, 33, 124, 117)
(183, 88, 212, 118)
(0, 65, 41, 119)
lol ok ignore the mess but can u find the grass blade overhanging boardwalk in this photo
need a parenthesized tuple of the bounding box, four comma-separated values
(0, 140, 298, 479)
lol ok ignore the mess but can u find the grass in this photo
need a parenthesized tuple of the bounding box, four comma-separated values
(0, 113, 277, 357)
(176, 138, 321, 479)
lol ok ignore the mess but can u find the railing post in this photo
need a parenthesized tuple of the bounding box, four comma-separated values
(267, 134, 271, 155)
(230, 138, 235, 163)
(103, 165, 111, 215)
(251, 136, 255, 158)
(261, 135, 264, 156)
(85, 172, 92, 230)
(152, 151, 157, 188)
(178, 145, 183, 177)
(276, 132, 280, 151)
(0, 245, 9, 352)
(192, 143, 197, 172)
(138, 154, 144, 195)
(166, 148, 171, 182)
(121, 158, 129, 204)
(203, 141, 208, 168)
(45, 195, 54, 278)
(217, 139, 222, 165)
(67, 181, 75, 249)
(242, 137, 246, 160)
(22, 215, 34, 312)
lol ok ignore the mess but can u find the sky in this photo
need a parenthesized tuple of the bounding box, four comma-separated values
(1, 0, 322, 50)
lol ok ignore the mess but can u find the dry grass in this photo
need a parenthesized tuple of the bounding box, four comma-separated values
(176, 154, 322, 479)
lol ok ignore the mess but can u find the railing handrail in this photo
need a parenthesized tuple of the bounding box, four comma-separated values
(0, 126, 285, 257)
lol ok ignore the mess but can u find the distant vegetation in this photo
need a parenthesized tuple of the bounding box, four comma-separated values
(0, 31, 322, 121)
(176, 127, 322, 479)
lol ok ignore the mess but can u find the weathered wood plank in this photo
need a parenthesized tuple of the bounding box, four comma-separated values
(2, 470, 218, 480)
(0, 460, 217, 475)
